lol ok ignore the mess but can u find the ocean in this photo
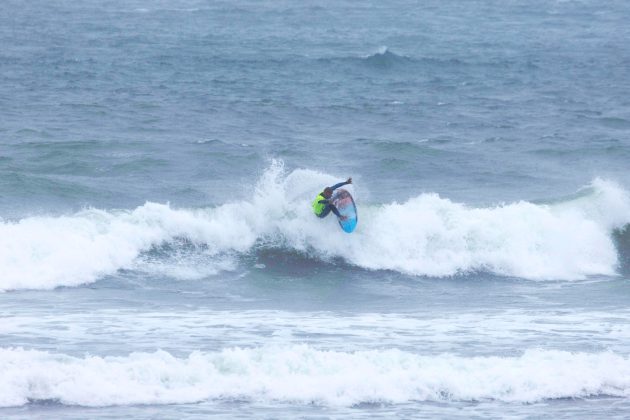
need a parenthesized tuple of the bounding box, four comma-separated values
(2, 0, 630, 418)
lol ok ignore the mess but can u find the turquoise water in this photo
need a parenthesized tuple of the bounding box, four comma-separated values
(2, 0, 630, 418)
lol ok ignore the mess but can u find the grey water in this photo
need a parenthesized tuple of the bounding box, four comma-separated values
(2, 0, 630, 418)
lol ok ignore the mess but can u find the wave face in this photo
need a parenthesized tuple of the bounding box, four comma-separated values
(1, 346, 629, 407)
(1, 162, 629, 291)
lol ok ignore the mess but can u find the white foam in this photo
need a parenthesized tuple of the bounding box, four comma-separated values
(274, 166, 630, 280)
(1, 346, 629, 407)
(4, 309, 630, 355)
(1, 161, 629, 290)
(0, 202, 256, 291)
(330, 190, 623, 279)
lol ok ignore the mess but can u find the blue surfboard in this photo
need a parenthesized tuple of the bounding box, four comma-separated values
(332, 188, 358, 233)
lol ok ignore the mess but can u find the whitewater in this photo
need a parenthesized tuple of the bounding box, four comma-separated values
(3, 0, 630, 418)
(3, 346, 630, 407)
(2, 165, 629, 292)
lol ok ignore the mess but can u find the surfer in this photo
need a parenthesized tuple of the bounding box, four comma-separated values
(312, 177, 352, 220)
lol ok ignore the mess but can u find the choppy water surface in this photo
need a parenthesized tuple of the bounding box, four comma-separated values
(1, 0, 630, 418)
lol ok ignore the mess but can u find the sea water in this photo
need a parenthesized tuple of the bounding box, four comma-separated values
(2, 0, 630, 418)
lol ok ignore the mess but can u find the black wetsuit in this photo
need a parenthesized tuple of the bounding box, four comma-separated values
(316, 181, 347, 218)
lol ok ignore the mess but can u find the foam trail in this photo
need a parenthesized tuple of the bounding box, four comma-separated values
(5, 309, 630, 356)
(1, 346, 629, 407)
(1, 161, 629, 291)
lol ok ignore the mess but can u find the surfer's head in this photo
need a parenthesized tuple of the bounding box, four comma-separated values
(323, 187, 333, 198)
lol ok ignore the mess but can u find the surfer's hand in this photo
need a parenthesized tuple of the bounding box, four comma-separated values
(346, 177, 352, 184)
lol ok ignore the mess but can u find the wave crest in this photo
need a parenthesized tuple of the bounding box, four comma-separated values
(362, 46, 410, 68)
(1, 162, 629, 290)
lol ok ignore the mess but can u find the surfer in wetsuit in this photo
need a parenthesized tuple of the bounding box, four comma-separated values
(312, 177, 352, 219)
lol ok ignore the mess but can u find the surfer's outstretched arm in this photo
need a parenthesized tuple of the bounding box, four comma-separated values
(329, 177, 352, 192)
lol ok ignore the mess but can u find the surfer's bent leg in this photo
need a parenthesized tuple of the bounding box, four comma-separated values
(330, 205, 341, 218)
(318, 207, 332, 218)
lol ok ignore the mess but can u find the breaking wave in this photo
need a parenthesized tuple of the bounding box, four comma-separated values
(1, 346, 629, 407)
(1, 161, 629, 291)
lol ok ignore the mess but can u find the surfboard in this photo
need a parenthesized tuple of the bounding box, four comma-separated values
(331, 188, 358, 233)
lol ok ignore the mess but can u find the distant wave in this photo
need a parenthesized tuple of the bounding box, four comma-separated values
(1, 161, 629, 291)
(316, 47, 514, 70)
(311, 47, 415, 69)
(1, 346, 629, 407)
(361, 46, 411, 67)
